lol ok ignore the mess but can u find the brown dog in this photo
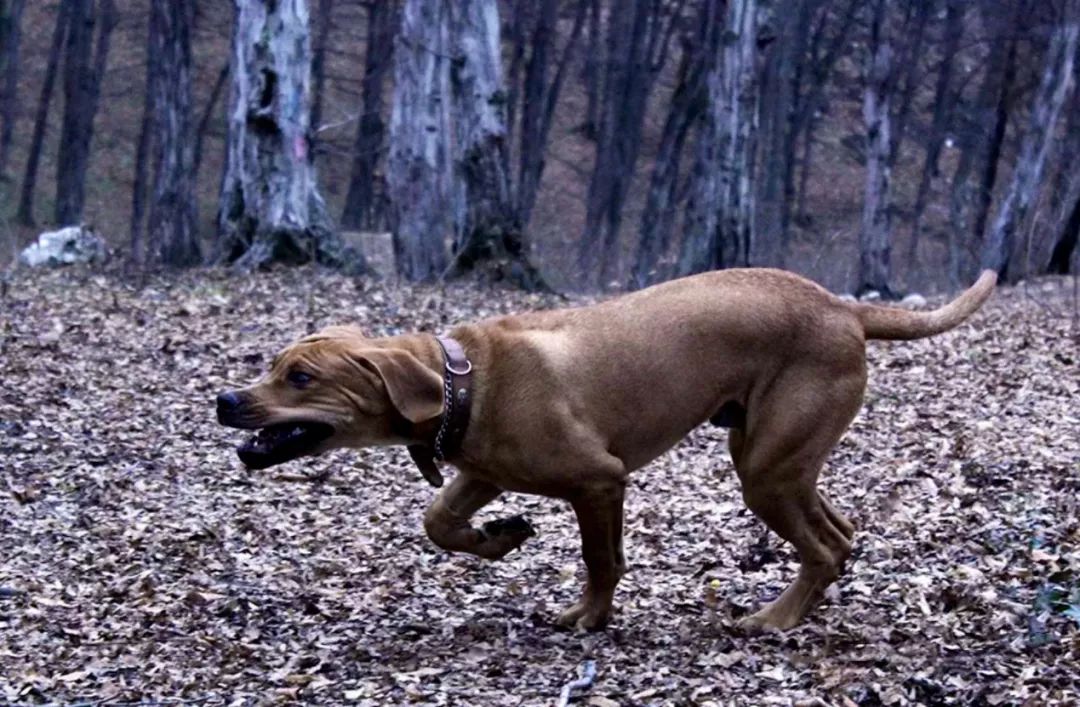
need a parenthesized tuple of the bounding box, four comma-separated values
(217, 268, 996, 631)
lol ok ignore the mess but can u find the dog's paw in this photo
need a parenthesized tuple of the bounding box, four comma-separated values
(735, 607, 799, 634)
(477, 515, 536, 559)
(481, 515, 536, 540)
(556, 601, 610, 632)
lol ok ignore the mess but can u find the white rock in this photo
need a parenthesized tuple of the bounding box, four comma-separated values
(19, 225, 107, 268)
(859, 290, 882, 302)
(901, 293, 928, 308)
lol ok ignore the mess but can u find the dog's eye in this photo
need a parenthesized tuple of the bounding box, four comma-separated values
(287, 370, 313, 388)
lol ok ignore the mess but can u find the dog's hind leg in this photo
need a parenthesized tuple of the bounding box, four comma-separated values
(424, 475, 535, 560)
(733, 368, 864, 632)
(557, 482, 627, 631)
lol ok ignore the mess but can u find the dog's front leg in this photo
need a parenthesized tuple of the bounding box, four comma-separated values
(423, 474, 535, 560)
(557, 483, 626, 631)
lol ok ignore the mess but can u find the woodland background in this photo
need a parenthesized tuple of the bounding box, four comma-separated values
(0, 0, 1078, 293)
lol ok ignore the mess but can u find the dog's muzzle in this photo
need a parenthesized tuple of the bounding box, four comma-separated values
(216, 390, 247, 426)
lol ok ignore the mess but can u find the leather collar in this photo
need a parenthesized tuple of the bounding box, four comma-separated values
(407, 335, 473, 488)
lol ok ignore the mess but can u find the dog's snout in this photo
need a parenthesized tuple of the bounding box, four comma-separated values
(216, 390, 246, 424)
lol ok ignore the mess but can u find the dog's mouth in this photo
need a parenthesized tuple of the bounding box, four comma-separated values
(236, 421, 335, 470)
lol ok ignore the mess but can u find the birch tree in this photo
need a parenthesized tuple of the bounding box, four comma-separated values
(218, 0, 355, 271)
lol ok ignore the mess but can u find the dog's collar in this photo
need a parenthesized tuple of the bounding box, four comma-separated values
(407, 335, 473, 488)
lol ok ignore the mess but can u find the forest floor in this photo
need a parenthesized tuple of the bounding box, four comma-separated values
(1, 267, 1078, 706)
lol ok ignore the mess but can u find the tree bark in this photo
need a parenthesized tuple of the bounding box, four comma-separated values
(130, 4, 157, 267)
(982, 9, 1078, 279)
(218, 0, 355, 271)
(579, 0, 678, 287)
(444, 0, 545, 289)
(887, 0, 930, 162)
(581, 0, 602, 140)
(792, 0, 860, 224)
(0, 0, 26, 178)
(55, 0, 116, 226)
(341, 0, 396, 230)
(387, 0, 452, 280)
(858, 0, 894, 296)
(909, 0, 963, 264)
(1048, 191, 1080, 274)
(16, 1, 69, 226)
(516, 0, 587, 229)
(193, 63, 229, 177)
(971, 20, 1020, 257)
(756, 0, 807, 261)
(310, 0, 333, 131)
(678, 0, 758, 276)
(632, 41, 705, 288)
(148, 0, 200, 267)
(946, 4, 1022, 285)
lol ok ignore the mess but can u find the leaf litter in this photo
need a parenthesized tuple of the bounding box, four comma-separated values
(0, 267, 1077, 705)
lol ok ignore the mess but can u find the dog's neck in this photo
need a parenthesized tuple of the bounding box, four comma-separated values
(404, 332, 476, 487)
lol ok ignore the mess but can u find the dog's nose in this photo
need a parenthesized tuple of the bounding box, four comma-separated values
(216, 391, 244, 423)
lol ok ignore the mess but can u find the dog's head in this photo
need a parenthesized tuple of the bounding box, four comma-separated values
(216, 326, 444, 469)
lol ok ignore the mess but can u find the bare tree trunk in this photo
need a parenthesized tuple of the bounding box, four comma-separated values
(972, 26, 1020, 257)
(193, 63, 229, 177)
(756, 0, 806, 261)
(148, 0, 199, 267)
(1045, 88, 1080, 275)
(946, 5, 1022, 285)
(632, 36, 706, 288)
(387, 0, 452, 280)
(130, 5, 157, 266)
(581, 0, 602, 140)
(218, 0, 354, 271)
(504, 0, 527, 165)
(55, 0, 116, 226)
(444, 0, 546, 289)
(16, 1, 69, 226)
(792, 0, 860, 224)
(341, 0, 396, 230)
(445, 0, 514, 261)
(982, 10, 1078, 279)
(309, 0, 333, 145)
(678, 0, 758, 275)
(0, 0, 26, 178)
(858, 0, 894, 296)
(887, 0, 930, 162)
(909, 0, 963, 264)
(1048, 192, 1080, 274)
(516, 0, 586, 228)
(579, 0, 678, 287)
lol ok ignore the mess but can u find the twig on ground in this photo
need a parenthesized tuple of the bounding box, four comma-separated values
(556, 660, 597, 707)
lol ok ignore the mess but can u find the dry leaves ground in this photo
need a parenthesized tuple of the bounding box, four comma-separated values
(1, 267, 1078, 706)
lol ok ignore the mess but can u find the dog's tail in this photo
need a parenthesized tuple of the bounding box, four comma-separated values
(853, 270, 997, 341)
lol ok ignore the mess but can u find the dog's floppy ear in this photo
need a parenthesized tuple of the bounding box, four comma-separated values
(358, 349, 444, 423)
